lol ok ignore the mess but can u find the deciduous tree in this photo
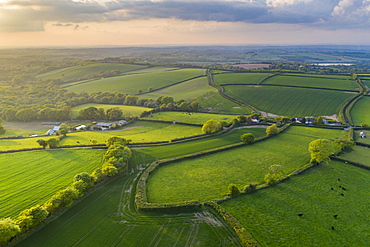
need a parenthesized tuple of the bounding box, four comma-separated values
(0, 218, 20, 243)
(240, 133, 255, 143)
(201, 119, 222, 134)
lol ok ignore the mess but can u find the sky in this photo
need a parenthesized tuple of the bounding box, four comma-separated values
(0, 0, 370, 47)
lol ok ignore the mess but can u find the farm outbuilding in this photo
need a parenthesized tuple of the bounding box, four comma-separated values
(360, 132, 366, 138)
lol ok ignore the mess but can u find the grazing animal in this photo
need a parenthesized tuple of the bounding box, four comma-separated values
(340, 193, 344, 196)
(342, 187, 346, 191)
(339, 185, 342, 188)
(331, 188, 334, 190)
(338, 178, 341, 181)
(298, 214, 303, 217)
(331, 226, 335, 230)
(334, 215, 338, 219)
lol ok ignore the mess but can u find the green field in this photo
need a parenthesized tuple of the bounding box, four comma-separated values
(138, 127, 268, 160)
(223, 85, 354, 117)
(14, 151, 241, 247)
(350, 96, 370, 125)
(281, 73, 353, 80)
(353, 130, 370, 144)
(63, 68, 206, 94)
(264, 75, 358, 91)
(146, 127, 346, 203)
(71, 103, 152, 118)
(61, 121, 203, 144)
(212, 72, 271, 86)
(198, 91, 251, 114)
(0, 148, 105, 218)
(37, 63, 147, 81)
(143, 111, 239, 125)
(339, 145, 370, 166)
(221, 160, 370, 246)
(0, 136, 56, 151)
(139, 77, 215, 101)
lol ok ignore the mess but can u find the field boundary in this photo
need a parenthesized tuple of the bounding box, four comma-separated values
(207, 69, 259, 114)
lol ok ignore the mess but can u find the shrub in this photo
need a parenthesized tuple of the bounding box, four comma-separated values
(43, 187, 79, 213)
(15, 205, 48, 232)
(266, 124, 279, 136)
(264, 165, 285, 185)
(102, 163, 118, 177)
(243, 183, 257, 193)
(240, 133, 255, 143)
(227, 184, 240, 197)
(0, 218, 20, 243)
(201, 119, 222, 134)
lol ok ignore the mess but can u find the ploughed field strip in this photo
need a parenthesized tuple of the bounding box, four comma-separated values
(15, 151, 242, 247)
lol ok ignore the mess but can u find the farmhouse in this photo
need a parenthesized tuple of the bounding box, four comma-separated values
(46, 126, 60, 135)
(75, 125, 87, 131)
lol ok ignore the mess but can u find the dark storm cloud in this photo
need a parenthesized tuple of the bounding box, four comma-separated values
(1, 0, 369, 32)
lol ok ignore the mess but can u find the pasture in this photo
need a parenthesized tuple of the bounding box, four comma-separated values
(138, 77, 215, 101)
(350, 96, 370, 126)
(339, 145, 370, 166)
(61, 121, 203, 145)
(198, 91, 251, 114)
(144, 111, 239, 125)
(223, 85, 354, 117)
(146, 127, 346, 203)
(71, 103, 152, 118)
(37, 63, 147, 81)
(138, 127, 268, 160)
(63, 68, 206, 95)
(14, 151, 242, 247)
(0, 148, 105, 218)
(212, 72, 271, 86)
(263, 75, 358, 91)
(221, 160, 370, 246)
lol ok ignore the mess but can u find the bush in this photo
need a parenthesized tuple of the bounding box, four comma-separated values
(264, 165, 285, 185)
(201, 119, 222, 134)
(227, 184, 240, 197)
(266, 124, 279, 136)
(15, 205, 48, 232)
(243, 183, 257, 193)
(0, 218, 20, 243)
(240, 133, 255, 143)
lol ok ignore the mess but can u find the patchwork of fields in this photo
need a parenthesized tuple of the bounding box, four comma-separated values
(3, 64, 370, 246)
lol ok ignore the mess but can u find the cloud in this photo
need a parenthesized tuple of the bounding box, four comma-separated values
(1, 0, 370, 32)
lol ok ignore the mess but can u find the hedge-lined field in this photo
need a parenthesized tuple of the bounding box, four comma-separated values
(223, 85, 354, 117)
(15, 151, 242, 247)
(339, 145, 370, 166)
(146, 127, 345, 203)
(138, 127, 268, 159)
(264, 75, 358, 91)
(0, 148, 105, 218)
(0, 136, 56, 151)
(281, 73, 352, 80)
(37, 63, 147, 81)
(71, 103, 152, 118)
(138, 76, 214, 101)
(221, 160, 370, 246)
(198, 91, 251, 114)
(212, 72, 271, 86)
(63, 68, 206, 94)
(350, 96, 370, 125)
(62, 121, 203, 144)
(143, 111, 239, 125)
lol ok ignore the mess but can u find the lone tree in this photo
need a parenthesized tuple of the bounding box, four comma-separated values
(266, 124, 279, 136)
(37, 139, 48, 149)
(201, 119, 222, 134)
(46, 138, 60, 149)
(240, 133, 255, 143)
(264, 165, 285, 185)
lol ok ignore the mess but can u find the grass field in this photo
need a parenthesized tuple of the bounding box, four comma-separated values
(339, 145, 370, 166)
(0, 136, 57, 151)
(63, 68, 206, 95)
(353, 130, 370, 144)
(61, 121, 203, 144)
(146, 127, 346, 203)
(138, 76, 215, 101)
(143, 111, 239, 125)
(350, 96, 370, 125)
(212, 72, 271, 86)
(281, 73, 353, 80)
(71, 103, 152, 118)
(264, 75, 358, 91)
(0, 148, 105, 218)
(138, 127, 268, 160)
(14, 151, 242, 247)
(223, 85, 354, 117)
(37, 63, 147, 81)
(221, 160, 370, 246)
(198, 91, 251, 115)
